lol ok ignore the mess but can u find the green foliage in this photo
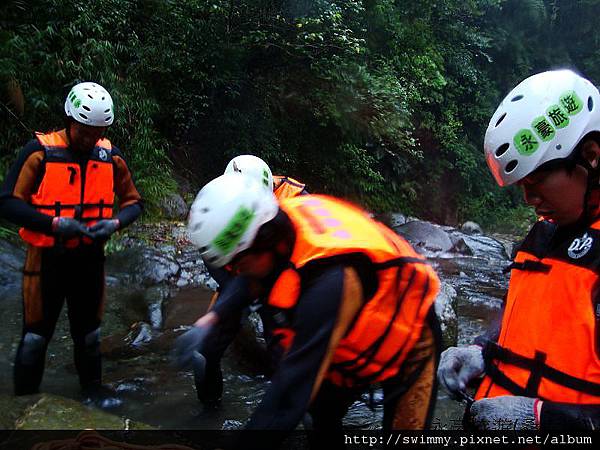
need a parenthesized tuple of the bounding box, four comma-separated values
(0, 0, 173, 209)
(2, 0, 600, 229)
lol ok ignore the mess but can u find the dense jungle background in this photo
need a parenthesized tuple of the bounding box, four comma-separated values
(2, 0, 600, 232)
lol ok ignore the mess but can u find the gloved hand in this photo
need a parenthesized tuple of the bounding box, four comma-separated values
(469, 396, 539, 430)
(88, 219, 119, 241)
(172, 325, 213, 369)
(52, 217, 92, 238)
(438, 345, 485, 400)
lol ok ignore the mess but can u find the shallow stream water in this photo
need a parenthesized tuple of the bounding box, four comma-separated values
(0, 232, 510, 431)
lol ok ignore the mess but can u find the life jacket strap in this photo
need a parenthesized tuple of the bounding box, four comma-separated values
(483, 341, 600, 397)
(502, 259, 552, 274)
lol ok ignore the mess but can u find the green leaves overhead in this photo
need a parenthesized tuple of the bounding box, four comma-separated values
(1, 0, 599, 228)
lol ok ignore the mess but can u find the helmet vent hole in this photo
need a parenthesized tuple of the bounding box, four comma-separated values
(199, 246, 208, 252)
(82, 105, 91, 112)
(511, 95, 524, 102)
(102, 96, 106, 101)
(495, 143, 509, 157)
(87, 94, 94, 99)
(588, 96, 594, 112)
(556, 144, 562, 150)
(505, 160, 518, 173)
(495, 113, 507, 128)
(200, 207, 209, 214)
(105, 117, 112, 122)
(79, 113, 88, 120)
(104, 108, 111, 113)
(192, 222, 203, 232)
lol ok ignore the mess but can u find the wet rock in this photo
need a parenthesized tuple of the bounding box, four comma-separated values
(14, 394, 153, 429)
(160, 193, 189, 220)
(492, 233, 518, 260)
(173, 246, 217, 289)
(434, 283, 458, 349)
(222, 419, 244, 430)
(396, 221, 453, 252)
(390, 213, 407, 228)
(450, 233, 509, 261)
(449, 237, 474, 256)
(163, 287, 214, 330)
(460, 221, 483, 235)
(0, 239, 24, 273)
(231, 312, 273, 376)
(0, 239, 24, 293)
(106, 247, 180, 286)
(0, 393, 39, 429)
(140, 252, 180, 285)
(144, 285, 170, 329)
(101, 320, 164, 360)
(127, 322, 153, 348)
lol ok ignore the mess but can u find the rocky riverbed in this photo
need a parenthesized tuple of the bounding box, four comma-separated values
(0, 217, 514, 432)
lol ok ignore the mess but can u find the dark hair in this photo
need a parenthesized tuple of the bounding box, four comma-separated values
(251, 209, 294, 252)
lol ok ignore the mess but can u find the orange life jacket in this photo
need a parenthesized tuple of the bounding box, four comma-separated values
(19, 131, 115, 248)
(273, 175, 306, 200)
(266, 195, 440, 387)
(475, 219, 600, 403)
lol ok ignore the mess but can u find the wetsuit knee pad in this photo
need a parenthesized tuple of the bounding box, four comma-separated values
(20, 333, 47, 365)
(85, 328, 100, 346)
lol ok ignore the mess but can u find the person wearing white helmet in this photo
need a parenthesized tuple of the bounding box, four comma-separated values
(175, 172, 441, 449)
(225, 154, 308, 199)
(181, 155, 309, 408)
(438, 69, 600, 430)
(0, 81, 143, 408)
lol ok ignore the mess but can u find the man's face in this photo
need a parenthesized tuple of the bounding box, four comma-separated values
(518, 164, 588, 226)
(230, 249, 276, 279)
(69, 121, 106, 153)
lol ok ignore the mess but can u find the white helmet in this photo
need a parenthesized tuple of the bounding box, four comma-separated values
(484, 69, 600, 186)
(224, 155, 274, 191)
(187, 173, 279, 267)
(65, 82, 114, 126)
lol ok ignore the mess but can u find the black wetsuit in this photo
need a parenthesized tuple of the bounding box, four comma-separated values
(0, 133, 142, 395)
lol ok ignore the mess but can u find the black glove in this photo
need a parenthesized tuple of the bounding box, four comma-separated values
(88, 219, 119, 241)
(172, 325, 212, 369)
(52, 217, 92, 238)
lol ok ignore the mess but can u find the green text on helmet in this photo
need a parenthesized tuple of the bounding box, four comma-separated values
(212, 206, 256, 255)
(485, 70, 600, 187)
(512, 90, 585, 156)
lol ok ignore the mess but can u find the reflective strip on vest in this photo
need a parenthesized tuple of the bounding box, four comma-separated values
(475, 219, 600, 403)
(273, 176, 305, 200)
(19, 131, 115, 247)
(267, 195, 440, 387)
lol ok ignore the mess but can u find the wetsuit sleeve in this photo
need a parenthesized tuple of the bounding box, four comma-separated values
(0, 139, 54, 233)
(211, 275, 254, 320)
(540, 402, 600, 430)
(205, 261, 235, 288)
(111, 146, 143, 228)
(241, 265, 349, 449)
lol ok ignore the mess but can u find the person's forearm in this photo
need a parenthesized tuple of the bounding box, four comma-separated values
(541, 401, 600, 430)
(115, 202, 142, 229)
(211, 276, 254, 320)
(0, 196, 53, 233)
